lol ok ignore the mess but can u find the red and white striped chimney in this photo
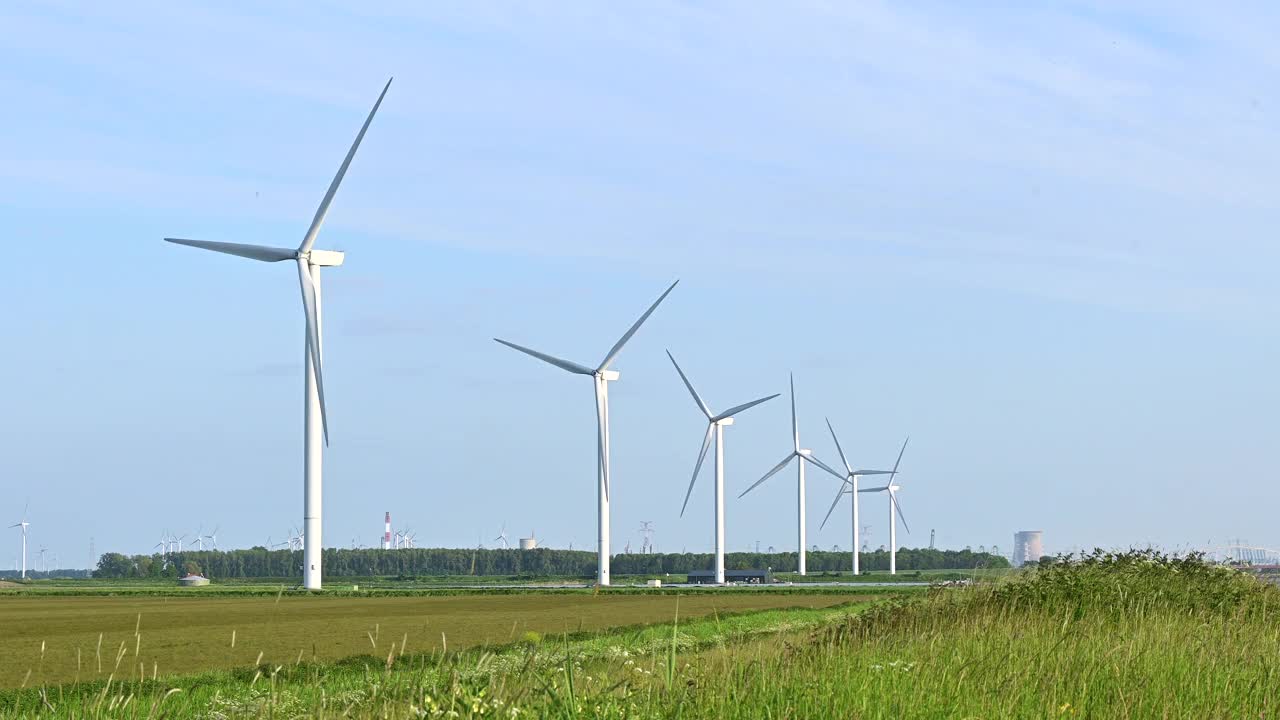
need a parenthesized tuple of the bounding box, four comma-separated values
(383, 512, 392, 550)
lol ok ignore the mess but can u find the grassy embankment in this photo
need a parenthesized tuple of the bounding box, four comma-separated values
(6, 551, 1273, 717)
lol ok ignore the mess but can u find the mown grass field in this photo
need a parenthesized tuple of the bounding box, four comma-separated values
(0, 591, 870, 689)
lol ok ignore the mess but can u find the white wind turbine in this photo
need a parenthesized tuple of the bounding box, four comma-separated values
(816, 425, 902, 575)
(493, 525, 509, 549)
(495, 280, 678, 586)
(855, 438, 910, 574)
(205, 527, 219, 550)
(8, 503, 29, 579)
(667, 351, 778, 584)
(165, 79, 392, 590)
(739, 375, 843, 575)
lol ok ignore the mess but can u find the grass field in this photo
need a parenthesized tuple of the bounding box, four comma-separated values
(0, 591, 870, 689)
(6, 553, 1269, 717)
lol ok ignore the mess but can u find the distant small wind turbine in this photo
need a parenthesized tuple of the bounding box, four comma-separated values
(8, 502, 29, 579)
(493, 525, 510, 549)
(855, 438, 911, 574)
(815, 423, 900, 575)
(667, 350, 778, 584)
(739, 375, 843, 575)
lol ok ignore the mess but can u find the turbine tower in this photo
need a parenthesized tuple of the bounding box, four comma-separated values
(816, 427, 902, 575)
(494, 280, 678, 586)
(667, 351, 778, 584)
(739, 375, 842, 575)
(858, 438, 911, 574)
(164, 78, 392, 590)
(8, 503, 29, 580)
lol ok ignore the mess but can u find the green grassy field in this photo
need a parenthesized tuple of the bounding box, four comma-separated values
(0, 591, 871, 688)
(5, 553, 1269, 717)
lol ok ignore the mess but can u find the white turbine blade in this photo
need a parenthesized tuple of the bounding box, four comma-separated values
(789, 374, 800, 452)
(595, 380, 610, 501)
(852, 469, 894, 476)
(298, 77, 393, 255)
(297, 258, 329, 444)
(891, 492, 910, 534)
(800, 453, 845, 481)
(890, 436, 910, 478)
(666, 350, 711, 419)
(819, 484, 847, 530)
(859, 485, 889, 493)
(825, 418, 852, 474)
(597, 279, 679, 372)
(711, 393, 779, 423)
(739, 453, 794, 498)
(164, 238, 295, 262)
(680, 424, 714, 517)
(494, 339, 594, 375)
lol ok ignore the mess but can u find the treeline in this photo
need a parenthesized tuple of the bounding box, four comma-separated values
(94, 546, 1008, 579)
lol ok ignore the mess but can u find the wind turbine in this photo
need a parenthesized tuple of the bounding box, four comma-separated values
(205, 527, 219, 550)
(816, 422, 900, 575)
(8, 503, 29, 579)
(856, 438, 911, 574)
(493, 525, 510, 549)
(739, 375, 843, 575)
(494, 280, 678, 586)
(165, 78, 392, 590)
(667, 350, 778, 584)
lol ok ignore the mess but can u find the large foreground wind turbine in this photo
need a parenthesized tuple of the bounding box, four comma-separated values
(495, 280, 678, 586)
(8, 503, 29, 580)
(165, 78, 392, 591)
(739, 375, 842, 575)
(668, 351, 777, 584)
(856, 438, 910, 574)
(817, 426, 901, 574)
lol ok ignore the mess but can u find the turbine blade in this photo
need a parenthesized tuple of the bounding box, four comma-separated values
(859, 485, 889, 493)
(597, 279, 678, 372)
(681, 424, 714, 517)
(711, 393, 779, 423)
(851, 469, 894, 476)
(739, 453, 794, 498)
(298, 77, 393, 254)
(790, 374, 799, 452)
(494, 339, 594, 375)
(819, 484, 847, 530)
(800, 453, 845, 481)
(890, 436, 910, 477)
(297, 259, 329, 444)
(595, 380, 609, 501)
(825, 418, 852, 474)
(666, 350, 711, 419)
(164, 238, 295, 262)
(892, 492, 910, 534)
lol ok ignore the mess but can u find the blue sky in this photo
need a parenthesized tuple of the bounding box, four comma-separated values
(2, 2, 1278, 568)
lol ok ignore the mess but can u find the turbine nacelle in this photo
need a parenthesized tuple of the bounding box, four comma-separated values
(309, 249, 346, 267)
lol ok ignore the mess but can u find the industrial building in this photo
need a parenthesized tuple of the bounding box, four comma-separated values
(1012, 530, 1044, 567)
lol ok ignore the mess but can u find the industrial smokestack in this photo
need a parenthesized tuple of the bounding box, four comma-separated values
(383, 512, 392, 550)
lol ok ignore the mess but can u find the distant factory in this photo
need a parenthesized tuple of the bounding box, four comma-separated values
(1012, 530, 1044, 567)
